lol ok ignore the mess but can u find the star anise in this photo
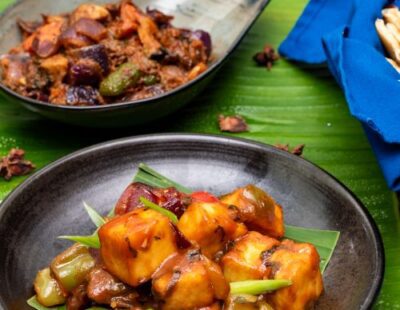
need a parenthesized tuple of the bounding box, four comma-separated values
(253, 44, 280, 70)
(0, 148, 36, 181)
(275, 144, 305, 157)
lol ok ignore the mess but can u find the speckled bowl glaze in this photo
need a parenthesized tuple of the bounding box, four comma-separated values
(0, 0, 270, 127)
(0, 134, 384, 309)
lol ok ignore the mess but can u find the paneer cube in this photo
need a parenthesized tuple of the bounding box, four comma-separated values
(98, 208, 178, 286)
(152, 250, 229, 310)
(221, 231, 280, 282)
(220, 185, 284, 238)
(177, 201, 247, 259)
(266, 240, 323, 310)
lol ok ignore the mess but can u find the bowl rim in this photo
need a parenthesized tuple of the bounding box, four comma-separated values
(0, 133, 385, 309)
(0, 0, 270, 111)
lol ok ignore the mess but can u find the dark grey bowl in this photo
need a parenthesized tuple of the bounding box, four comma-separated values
(0, 134, 383, 309)
(0, 0, 270, 127)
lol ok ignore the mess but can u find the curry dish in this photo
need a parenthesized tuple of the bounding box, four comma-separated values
(0, 1, 212, 106)
(31, 182, 324, 310)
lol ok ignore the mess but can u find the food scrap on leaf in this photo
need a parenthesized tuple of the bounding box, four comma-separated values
(218, 115, 249, 133)
(0, 148, 35, 181)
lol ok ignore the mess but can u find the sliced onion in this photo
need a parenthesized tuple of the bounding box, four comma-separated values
(74, 18, 107, 42)
(192, 30, 212, 56)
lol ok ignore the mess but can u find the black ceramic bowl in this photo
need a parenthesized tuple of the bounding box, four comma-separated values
(0, 0, 270, 127)
(0, 134, 384, 309)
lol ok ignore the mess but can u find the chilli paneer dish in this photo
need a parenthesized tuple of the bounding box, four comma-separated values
(31, 182, 324, 310)
(0, 1, 212, 106)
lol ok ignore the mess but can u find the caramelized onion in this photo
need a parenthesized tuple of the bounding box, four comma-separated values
(70, 3, 110, 24)
(74, 18, 107, 42)
(115, 1, 139, 39)
(66, 86, 102, 105)
(70, 44, 109, 73)
(146, 8, 173, 26)
(192, 30, 212, 57)
(69, 58, 103, 86)
(17, 18, 43, 34)
(31, 22, 64, 58)
(60, 27, 93, 49)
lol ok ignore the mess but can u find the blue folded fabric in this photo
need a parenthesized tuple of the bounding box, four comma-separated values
(279, 0, 400, 191)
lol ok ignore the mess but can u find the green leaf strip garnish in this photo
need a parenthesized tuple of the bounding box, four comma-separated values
(58, 231, 100, 249)
(134, 163, 192, 194)
(27, 296, 66, 310)
(27, 296, 108, 310)
(57, 203, 105, 249)
(139, 197, 178, 224)
(230, 280, 292, 295)
(83, 202, 106, 228)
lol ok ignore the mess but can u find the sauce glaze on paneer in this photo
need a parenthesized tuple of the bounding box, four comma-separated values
(221, 231, 280, 282)
(266, 240, 324, 310)
(220, 185, 285, 238)
(98, 208, 178, 286)
(177, 200, 248, 259)
(152, 250, 229, 310)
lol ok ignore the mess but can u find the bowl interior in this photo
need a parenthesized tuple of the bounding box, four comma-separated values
(0, 134, 383, 309)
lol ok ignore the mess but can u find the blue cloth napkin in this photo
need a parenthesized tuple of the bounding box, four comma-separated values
(279, 0, 400, 191)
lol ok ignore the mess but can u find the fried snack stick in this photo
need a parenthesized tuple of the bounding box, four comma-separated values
(387, 23, 400, 43)
(386, 58, 400, 73)
(382, 7, 400, 31)
(376, 19, 400, 65)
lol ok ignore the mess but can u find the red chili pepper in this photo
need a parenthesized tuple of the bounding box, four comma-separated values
(191, 191, 219, 203)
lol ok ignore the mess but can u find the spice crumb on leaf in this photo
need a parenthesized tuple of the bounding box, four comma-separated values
(275, 144, 305, 157)
(0, 148, 35, 181)
(218, 114, 249, 133)
(253, 44, 279, 70)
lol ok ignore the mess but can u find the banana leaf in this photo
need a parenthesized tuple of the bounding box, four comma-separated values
(0, 0, 399, 307)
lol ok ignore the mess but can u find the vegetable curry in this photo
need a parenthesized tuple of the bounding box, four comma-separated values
(0, 1, 212, 106)
(31, 182, 323, 310)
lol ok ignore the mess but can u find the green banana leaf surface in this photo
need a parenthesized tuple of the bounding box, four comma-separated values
(0, 0, 399, 308)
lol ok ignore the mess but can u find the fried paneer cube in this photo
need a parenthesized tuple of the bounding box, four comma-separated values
(98, 208, 178, 286)
(177, 201, 247, 259)
(221, 231, 280, 282)
(152, 250, 229, 310)
(220, 185, 284, 238)
(266, 240, 323, 310)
